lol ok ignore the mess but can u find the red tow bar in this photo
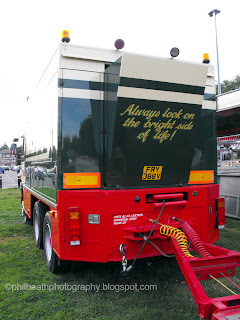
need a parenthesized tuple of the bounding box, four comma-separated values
(171, 238, 240, 319)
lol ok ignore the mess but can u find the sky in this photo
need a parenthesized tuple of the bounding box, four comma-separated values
(0, 0, 239, 148)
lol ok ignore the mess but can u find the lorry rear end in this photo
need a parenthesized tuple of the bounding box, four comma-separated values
(22, 42, 222, 270)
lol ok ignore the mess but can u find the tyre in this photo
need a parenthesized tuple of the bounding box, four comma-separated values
(33, 201, 44, 248)
(43, 212, 60, 273)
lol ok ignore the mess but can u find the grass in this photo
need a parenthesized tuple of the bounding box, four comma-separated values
(0, 189, 240, 320)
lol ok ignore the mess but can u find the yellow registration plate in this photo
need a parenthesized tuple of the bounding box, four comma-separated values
(142, 166, 163, 180)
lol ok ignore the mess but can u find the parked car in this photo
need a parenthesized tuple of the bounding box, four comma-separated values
(0, 167, 5, 174)
(47, 167, 56, 179)
(34, 167, 47, 180)
(4, 166, 9, 171)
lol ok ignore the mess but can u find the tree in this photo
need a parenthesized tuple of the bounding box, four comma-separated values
(220, 74, 240, 94)
(0, 143, 9, 151)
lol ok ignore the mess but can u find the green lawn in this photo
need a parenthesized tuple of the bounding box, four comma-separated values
(0, 189, 240, 320)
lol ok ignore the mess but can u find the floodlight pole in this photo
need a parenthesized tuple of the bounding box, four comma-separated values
(209, 9, 221, 95)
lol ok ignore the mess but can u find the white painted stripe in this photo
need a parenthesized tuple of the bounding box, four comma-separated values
(207, 65, 215, 76)
(63, 69, 103, 82)
(62, 88, 103, 100)
(60, 43, 122, 63)
(206, 76, 215, 86)
(202, 100, 216, 110)
(120, 53, 209, 87)
(117, 86, 204, 105)
(60, 85, 216, 110)
(60, 57, 106, 73)
(205, 86, 215, 94)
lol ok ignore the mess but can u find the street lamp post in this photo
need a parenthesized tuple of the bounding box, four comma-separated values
(208, 9, 221, 95)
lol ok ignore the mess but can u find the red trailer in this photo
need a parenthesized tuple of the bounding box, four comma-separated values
(21, 34, 240, 319)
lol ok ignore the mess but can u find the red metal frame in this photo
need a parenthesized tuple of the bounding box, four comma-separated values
(171, 238, 240, 319)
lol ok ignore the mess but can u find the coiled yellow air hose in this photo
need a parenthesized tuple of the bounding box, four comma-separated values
(151, 220, 194, 258)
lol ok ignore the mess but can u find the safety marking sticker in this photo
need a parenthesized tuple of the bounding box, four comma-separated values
(63, 172, 101, 189)
(113, 213, 143, 225)
(188, 170, 214, 184)
(142, 166, 163, 180)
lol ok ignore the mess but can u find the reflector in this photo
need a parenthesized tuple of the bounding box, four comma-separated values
(216, 198, 225, 229)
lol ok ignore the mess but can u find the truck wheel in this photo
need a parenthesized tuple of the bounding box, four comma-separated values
(33, 202, 44, 249)
(43, 212, 60, 273)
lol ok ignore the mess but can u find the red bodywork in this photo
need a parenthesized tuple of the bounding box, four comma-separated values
(23, 184, 220, 262)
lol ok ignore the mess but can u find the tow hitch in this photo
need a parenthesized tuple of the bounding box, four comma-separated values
(119, 244, 128, 272)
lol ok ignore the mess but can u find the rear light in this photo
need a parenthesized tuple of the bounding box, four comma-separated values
(69, 208, 80, 246)
(216, 198, 225, 229)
